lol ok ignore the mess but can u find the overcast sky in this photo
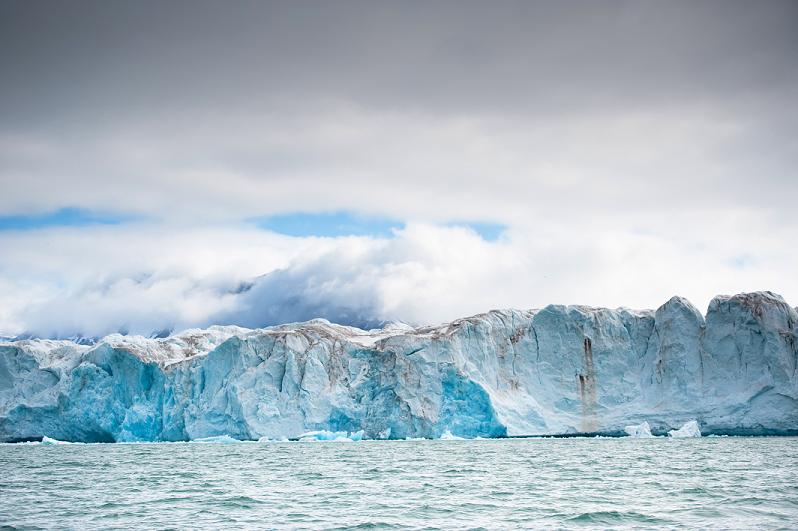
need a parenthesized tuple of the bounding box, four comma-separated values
(1, 0, 797, 337)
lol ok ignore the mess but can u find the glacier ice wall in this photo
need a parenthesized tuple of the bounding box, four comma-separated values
(1, 291, 796, 442)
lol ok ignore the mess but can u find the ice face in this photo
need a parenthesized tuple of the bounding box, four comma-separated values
(1, 291, 796, 442)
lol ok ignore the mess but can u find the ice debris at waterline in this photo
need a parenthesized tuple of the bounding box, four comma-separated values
(1, 291, 797, 443)
(257, 435, 289, 443)
(669, 420, 702, 438)
(623, 419, 702, 438)
(439, 430, 466, 440)
(40, 436, 70, 445)
(189, 435, 243, 444)
(299, 430, 364, 442)
(624, 421, 654, 438)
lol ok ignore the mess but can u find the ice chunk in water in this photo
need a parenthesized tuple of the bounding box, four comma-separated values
(298, 430, 363, 442)
(41, 436, 70, 445)
(668, 420, 701, 438)
(624, 421, 654, 438)
(190, 435, 242, 444)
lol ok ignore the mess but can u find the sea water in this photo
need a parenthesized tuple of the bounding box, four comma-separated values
(1, 437, 796, 529)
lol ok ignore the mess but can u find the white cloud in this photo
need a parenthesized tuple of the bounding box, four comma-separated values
(0, 218, 795, 338)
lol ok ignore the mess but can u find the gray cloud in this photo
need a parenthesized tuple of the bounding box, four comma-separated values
(2, 1, 796, 216)
(2, 1, 796, 122)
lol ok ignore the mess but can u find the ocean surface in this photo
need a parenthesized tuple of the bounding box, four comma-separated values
(1, 437, 797, 530)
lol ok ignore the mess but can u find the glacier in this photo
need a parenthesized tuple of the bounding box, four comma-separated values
(1, 291, 796, 442)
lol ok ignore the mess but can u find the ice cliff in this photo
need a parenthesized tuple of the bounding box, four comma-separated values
(1, 291, 796, 442)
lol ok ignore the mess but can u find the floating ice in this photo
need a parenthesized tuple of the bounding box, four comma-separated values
(299, 430, 364, 442)
(40, 436, 70, 445)
(439, 430, 466, 440)
(190, 435, 242, 444)
(668, 420, 701, 438)
(257, 435, 289, 443)
(624, 421, 654, 438)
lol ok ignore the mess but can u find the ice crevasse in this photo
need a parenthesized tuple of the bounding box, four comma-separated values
(1, 291, 796, 442)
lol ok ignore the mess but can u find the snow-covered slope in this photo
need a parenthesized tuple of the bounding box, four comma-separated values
(1, 292, 796, 442)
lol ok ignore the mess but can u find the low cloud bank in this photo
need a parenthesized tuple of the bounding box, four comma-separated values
(1, 220, 794, 339)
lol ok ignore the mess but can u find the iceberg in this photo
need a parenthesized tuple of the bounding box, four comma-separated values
(439, 430, 466, 440)
(624, 421, 654, 438)
(668, 420, 701, 438)
(1, 292, 796, 442)
(257, 435, 289, 443)
(189, 435, 243, 444)
(40, 436, 70, 445)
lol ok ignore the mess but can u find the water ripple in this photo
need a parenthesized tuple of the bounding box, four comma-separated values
(1, 437, 797, 529)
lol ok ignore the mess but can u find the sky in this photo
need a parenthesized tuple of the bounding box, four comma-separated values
(1, 0, 797, 338)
